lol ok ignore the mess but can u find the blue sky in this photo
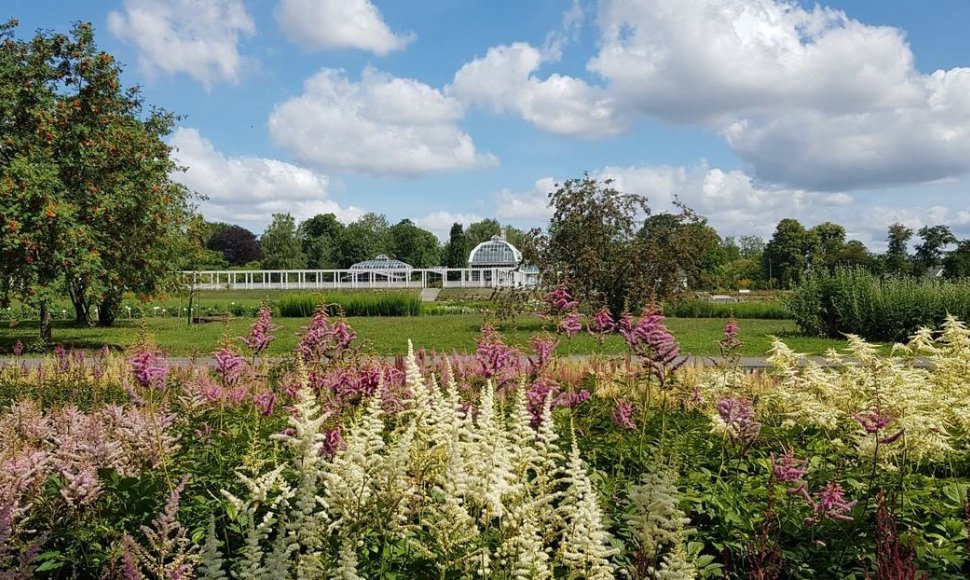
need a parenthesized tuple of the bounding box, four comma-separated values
(7, 0, 970, 250)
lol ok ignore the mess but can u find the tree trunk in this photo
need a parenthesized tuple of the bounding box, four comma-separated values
(39, 300, 52, 343)
(98, 292, 121, 327)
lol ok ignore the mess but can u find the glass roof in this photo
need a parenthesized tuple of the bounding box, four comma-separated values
(349, 254, 412, 270)
(468, 236, 522, 267)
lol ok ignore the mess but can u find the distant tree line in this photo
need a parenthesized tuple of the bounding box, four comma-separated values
(191, 213, 532, 272)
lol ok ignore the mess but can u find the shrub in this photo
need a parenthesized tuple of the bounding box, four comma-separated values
(663, 300, 791, 320)
(788, 268, 970, 341)
(276, 292, 422, 317)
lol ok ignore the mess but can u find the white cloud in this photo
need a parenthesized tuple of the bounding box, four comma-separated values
(413, 211, 484, 241)
(269, 67, 496, 176)
(107, 0, 255, 88)
(449, 43, 626, 137)
(496, 177, 558, 219)
(584, 0, 970, 190)
(169, 128, 361, 231)
(275, 0, 413, 55)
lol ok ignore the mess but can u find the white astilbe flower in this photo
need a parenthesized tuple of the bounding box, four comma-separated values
(221, 465, 293, 579)
(626, 470, 692, 564)
(466, 381, 517, 522)
(500, 504, 552, 580)
(416, 440, 482, 577)
(270, 362, 330, 574)
(332, 535, 363, 580)
(652, 542, 698, 580)
(197, 515, 228, 579)
(507, 384, 540, 479)
(558, 435, 617, 579)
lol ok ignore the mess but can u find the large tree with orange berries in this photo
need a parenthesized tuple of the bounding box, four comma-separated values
(0, 19, 195, 341)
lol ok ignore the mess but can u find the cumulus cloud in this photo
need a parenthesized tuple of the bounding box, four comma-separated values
(107, 0, 255, 88)
(275, 0, 413, 54)
(269, 67, 496, 176)
(495, 177, 558, 219)
(449, 43, 626, 137)
(169, 128, 361, 231)
(585, 0, 970, 190)
(413, 211, 484, 241)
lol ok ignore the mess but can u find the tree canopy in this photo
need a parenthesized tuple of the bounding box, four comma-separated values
(0, 20, 195, 336)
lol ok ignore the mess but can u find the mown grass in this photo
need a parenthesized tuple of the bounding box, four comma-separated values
(0, 314, 852, 357)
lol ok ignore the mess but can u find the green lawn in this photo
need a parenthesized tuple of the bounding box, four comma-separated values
(0, 314, 852, 357)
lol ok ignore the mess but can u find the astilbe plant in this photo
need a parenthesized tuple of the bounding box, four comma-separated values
(122, 475, 200, 579)
(210, 343, 617, 578)
(625, 468, 695, 579)
(239, 305, 279, 361)
(620, 305, 686, 390)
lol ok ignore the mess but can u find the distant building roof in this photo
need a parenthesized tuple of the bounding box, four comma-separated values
(349, 255, 412, 271)
(468, 234, 522, 268)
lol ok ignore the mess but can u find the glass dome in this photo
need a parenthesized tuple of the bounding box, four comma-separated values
(468, 235, 522, 268)
(349, 255, 412, 271)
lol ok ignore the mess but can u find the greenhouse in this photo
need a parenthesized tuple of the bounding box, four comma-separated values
(468, 235, 523, 268)
(345, 255, 412, 282)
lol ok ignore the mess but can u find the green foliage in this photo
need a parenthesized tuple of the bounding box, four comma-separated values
(762, 218, 819, 288)
(442, 222, 469, 268)
(387, 218, 441, 267)
(663, 300, 791, 320)
(276, 292, 422, 317)
(0, 19, 195, 336)
(259, 213, 304, 269)
(537, 174, 651, 314)
(788, 267, 970, 341)
(297, 213, 343, 269)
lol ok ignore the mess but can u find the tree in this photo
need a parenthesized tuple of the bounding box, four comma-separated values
(914, 225, 956, 272)
(0, 20, 195, 336)
(884, 223, 913, 275)
(388, 219, 441, 267)
(537, 174, 650, 314)
(762, 218, 819, 288)
(206, 223, 261, 266)
(942, 240, 970, 279)
(260, 213, 304, 269)
(638, 205, 724, 294)
(810, 222, 847, 270)
(442, 222, 468, 267)
(335, 212, 391, 267)
(834, 240, 875, 270)
(298, 213, 343, 269)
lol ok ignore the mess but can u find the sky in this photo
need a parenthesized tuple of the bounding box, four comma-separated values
(7, 0, 970, 250)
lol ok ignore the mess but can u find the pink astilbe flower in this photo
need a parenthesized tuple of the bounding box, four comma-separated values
(587, 307, 616, 343)
(529, 335, 559, 373)
(58, 463, 102, 508)
(770, 449, 808, 484)
(717, 396, 762, 447)
(543, 284, 579, 315)
(296, 307, 356, 363)
(803, 482, 857, 525)
(54, 344, 69, 373)
(213, 346, 247, 388)
(321, 427, 346, 460)
(124, 475, 199, 578)
(554, 389, 591, 408)
(476, 325, 522, 382)
(854, 409, 893, 434)
(252, 391, 276, 416)
(128, 348, 168, 390)
(612, 400, 637, 430)
(526, 376, 560, 426)
(239, 305, 279, 356)
(620, 306, 685, 387)
(558, 311, 584, 338)
(12, 340, 24, 356)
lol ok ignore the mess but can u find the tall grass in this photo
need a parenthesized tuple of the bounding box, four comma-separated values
(276, 292, 423, 317)
(663, 300, 790, 320)
(788, 268, 970, 341)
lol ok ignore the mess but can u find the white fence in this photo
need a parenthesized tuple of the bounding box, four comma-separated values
(182, 268, 539, 291)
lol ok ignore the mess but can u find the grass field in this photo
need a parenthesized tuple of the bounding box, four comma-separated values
(0, 314, 853, 357)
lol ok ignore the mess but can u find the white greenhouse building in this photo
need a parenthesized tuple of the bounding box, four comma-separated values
(184, 233, 539, 291)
